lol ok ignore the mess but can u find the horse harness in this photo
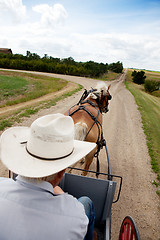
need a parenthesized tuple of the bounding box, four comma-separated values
(68, 88, 110, 174)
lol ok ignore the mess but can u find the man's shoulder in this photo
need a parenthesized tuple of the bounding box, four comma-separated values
(57, 193, 83, 209)
(0, 178, 15, 191)
(0, 177, 13, 183)
(55, 193, 87, 219)
(0, 177, 8, 181)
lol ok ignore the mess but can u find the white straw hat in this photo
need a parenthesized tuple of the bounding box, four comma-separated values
(0, 113, 96, 178)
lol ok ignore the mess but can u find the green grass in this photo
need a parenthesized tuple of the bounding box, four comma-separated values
(0, 119, 13, 130)
(18, 108, 39, 118)
(126, 70, 160, 193)
(0, 70, 67, 107)
(0, 74, 28, 91)
(156, 190, 160, 196)
(0, 75, 28, 101)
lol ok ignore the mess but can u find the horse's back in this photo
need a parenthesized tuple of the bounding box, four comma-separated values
(65, 104, 102, 143)
(65, 104, 102, 126)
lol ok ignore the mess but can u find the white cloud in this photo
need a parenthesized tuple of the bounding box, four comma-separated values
(68, 32, 160, 70)
(0, 0, 26, 22)
(32, 3, 68, 27)
(0, 1, 159, 71)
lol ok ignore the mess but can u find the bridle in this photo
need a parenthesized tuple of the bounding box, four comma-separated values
(68, 88, 112, 138)
(91, 89, 112, 114)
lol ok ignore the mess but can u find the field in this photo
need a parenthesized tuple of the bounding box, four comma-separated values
(0, 70, 81, 131)
(126, 69, 160, 194)
(145, 70, 160, 78)
(0, 70, 67, 108)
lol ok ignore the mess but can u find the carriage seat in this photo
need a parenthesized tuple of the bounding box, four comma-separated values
(59, 173, 117, 225)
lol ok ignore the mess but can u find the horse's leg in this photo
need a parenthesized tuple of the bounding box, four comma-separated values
(80, 157, 85, 164)
(82, 147, 97, 176)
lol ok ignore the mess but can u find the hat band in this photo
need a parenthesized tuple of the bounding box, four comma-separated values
(26, 146, 74, 161)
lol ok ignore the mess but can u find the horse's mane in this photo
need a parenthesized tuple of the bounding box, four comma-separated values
(89, 82, 108, 100)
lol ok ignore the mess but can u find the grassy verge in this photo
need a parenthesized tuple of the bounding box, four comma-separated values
(126, 70, 160, 195)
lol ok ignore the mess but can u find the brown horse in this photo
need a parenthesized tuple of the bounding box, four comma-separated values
(65, 82, 112, 175)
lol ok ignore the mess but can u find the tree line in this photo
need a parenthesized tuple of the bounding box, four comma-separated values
(0, 51, 123, 78)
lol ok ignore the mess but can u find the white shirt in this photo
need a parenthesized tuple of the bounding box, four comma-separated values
(0, 176, 88, 240)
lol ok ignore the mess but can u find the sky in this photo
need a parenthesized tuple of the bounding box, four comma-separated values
(0, 0, 160, 71)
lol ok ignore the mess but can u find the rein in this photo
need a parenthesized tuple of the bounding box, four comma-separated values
(68, 89, 107, 175)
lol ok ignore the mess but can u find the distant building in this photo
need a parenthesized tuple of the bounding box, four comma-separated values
(0, 48, 12, 54)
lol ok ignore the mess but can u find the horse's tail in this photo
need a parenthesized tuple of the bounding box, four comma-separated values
(74, 122, 88, 141)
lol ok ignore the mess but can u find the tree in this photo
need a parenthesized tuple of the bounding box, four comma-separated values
(108, 61, 123, 73)
(26, 51, 40, 60)
(61, 57, 76, 65)
(131, 70, 146, 84)
(26, 51, 31, 58)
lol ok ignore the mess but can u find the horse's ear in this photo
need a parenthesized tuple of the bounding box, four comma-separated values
(108, 84, 111, 90)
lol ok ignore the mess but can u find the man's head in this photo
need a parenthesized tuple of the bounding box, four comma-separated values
(0, 113, 96, 178)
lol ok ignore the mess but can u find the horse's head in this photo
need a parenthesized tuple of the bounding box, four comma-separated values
(99, 84, 112, 113)
(89, 82, 112, 113)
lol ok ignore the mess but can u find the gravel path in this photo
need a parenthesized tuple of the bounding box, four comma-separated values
(0, 70, 159, 239)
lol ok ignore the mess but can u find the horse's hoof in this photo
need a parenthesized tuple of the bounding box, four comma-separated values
(81, 171, 87, 176)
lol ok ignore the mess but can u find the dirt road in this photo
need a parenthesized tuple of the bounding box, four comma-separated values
(0, 70, 159, 239)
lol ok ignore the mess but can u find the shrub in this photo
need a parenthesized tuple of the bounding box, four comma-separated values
(131, 70, 146, 84)
(144, 80, 160, 93)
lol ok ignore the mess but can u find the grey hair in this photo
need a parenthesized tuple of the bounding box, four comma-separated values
(21, 173, 56, 183)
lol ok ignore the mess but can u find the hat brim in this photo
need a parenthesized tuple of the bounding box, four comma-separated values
(0, 127, 96, 178)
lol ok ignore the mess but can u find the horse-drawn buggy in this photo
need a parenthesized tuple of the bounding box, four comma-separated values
(9, 81, 140, 240)
(63, 82, 140, 239)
